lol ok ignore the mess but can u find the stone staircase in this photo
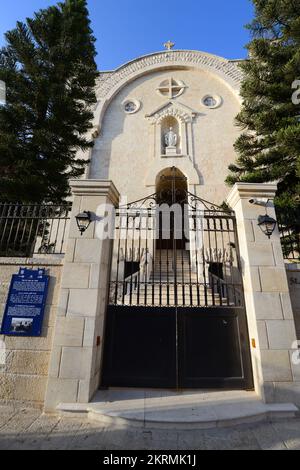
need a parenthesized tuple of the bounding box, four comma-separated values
(121, 250, 229, 307)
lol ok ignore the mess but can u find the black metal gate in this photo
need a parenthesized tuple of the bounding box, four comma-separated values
(101, 168, 253, 390)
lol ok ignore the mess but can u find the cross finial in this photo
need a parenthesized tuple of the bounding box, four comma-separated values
(164, 40, 175, 51)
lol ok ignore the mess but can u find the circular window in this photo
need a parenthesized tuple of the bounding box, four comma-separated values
(157, 78, 186, 99)
(202, 94, 222, 109)
(123, 99, 141, 114)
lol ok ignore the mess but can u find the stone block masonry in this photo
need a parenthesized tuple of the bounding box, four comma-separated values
(44, 180, 119, 412)
(0, 257, 63, 406)
(227, 183, 300, 405)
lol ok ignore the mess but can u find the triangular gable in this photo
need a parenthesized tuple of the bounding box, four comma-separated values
(145, 100, 198, 120)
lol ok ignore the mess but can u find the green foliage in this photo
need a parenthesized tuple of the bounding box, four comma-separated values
(226, 0, 300, 214)
(0, 0, 98, 203)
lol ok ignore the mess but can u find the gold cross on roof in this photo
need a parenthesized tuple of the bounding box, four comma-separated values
(164, 40, 175, 51)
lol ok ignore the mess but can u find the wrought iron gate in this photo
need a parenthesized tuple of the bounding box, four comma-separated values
(102, 168, 253, 390)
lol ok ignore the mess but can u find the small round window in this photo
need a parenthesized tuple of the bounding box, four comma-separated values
(202, 94, 222, 109)
(123, 99, 141, 114)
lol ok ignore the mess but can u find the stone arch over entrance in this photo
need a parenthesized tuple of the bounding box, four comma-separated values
(145, 158, 200, 189)
(155, 167, 188, 205)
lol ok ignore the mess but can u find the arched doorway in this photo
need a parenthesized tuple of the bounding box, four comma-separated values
(156, 167, 188, 250)
(156, 167, 187, 205)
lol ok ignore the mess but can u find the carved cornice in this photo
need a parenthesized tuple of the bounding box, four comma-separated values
(70, 179, 120, 206)
(96, 50, 243, 99)
(146, 100, 198, 124)
(157, 108, 191, 124)
(226, 183, 278, 208)
(148, 107, 193, 124)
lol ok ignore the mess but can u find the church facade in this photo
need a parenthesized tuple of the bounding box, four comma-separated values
(88, 49, 243, 204)
(1, 49, 300, 416)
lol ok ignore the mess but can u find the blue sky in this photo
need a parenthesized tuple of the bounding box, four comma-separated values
(0, 0, 254, 70)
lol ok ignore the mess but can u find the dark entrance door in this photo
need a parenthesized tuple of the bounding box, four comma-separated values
(156, 167, 187, 250)
(101, 167, 254, 390)
(102, 306, 253, 390)
(177, 307, 253, 389)
(102, 306, 177, 388)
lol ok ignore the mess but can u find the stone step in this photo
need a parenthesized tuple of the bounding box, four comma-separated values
(57, 390, 298, 431)
(151, 275, 200, 280)
(125, 298, 224, 303)
(121, 296, 228, 305)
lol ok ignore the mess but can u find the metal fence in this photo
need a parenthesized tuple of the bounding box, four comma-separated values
(276, 207, 300, 261)
(0, 203, 72, 257)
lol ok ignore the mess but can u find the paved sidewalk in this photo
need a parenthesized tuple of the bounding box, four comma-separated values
(0, 404, 300, 450)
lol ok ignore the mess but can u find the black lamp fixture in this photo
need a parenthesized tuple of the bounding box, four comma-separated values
(257, 200, 277, 239)
(75, 211, 92, 236)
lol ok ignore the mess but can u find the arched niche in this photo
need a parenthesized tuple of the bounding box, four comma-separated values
(145, 101, 198, 161)
(160, 116, 180, 155)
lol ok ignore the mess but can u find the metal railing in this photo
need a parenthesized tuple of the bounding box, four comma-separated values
(276, 207, 300, 261)
(0, 203, 72, 257)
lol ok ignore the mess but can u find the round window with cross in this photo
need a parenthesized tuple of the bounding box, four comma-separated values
(157, 78, 186, 99)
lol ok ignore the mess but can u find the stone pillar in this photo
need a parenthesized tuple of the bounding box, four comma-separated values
(227, 183, 300, 404)
(44, 180, 119, 411)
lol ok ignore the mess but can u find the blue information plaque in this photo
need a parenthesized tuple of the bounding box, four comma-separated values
(0, 268, 49, 337)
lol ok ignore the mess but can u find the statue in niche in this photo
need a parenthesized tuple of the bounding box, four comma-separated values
(164, 127, 177, 148)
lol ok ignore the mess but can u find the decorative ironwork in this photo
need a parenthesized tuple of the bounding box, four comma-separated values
(108, 169, 244, 309)
(122, 167, 233, 216)
(0, 203, 72, 257)
(121, 193, 158, 210)
(187, 192, 233, 215)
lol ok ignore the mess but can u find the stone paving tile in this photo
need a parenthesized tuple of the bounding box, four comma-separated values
(1, 406, 300, 450)
(39, 418, 85, 450)
(271, 421, 300, 450)
(201, 426, 261, 450)
(249, 422, 288, 451)
(133, 428, 180, 451)
(0, 406, 18, 429)
(99, 426, 152, 451)
(0, 407, 41, 449)
(177, 430, 207, 450)
(68, 421, 107, 450)
(8, 414, 61, 450)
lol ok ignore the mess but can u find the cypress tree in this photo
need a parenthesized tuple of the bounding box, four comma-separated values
(0, 0, 98, 203)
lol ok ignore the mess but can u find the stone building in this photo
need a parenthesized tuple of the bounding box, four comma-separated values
(1, 48, 300, 424)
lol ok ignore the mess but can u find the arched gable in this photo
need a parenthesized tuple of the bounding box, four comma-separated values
(92, 50, 243, 134)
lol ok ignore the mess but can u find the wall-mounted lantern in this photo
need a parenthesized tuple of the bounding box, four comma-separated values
(257, 214, 277, 239)
(75, 211, 92, 236)
(249, 197, 277, 239)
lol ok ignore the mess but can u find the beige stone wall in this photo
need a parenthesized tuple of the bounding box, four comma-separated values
(286, 264, 300, 339)
(90, 66, 241, 205)
(0, 258, 63, 407)
(44, 180, 119, 412)
(227, 184, 299, 404)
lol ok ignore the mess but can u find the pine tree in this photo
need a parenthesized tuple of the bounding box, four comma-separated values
(0, 0, 98, 203)
(226, 0, 300, 221)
